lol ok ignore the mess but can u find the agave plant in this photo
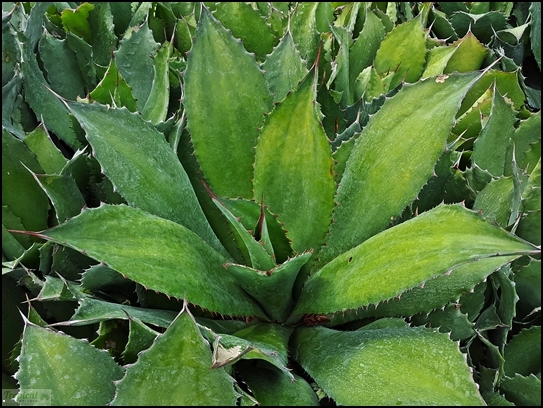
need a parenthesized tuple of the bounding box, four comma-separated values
(3, 2, 541, 406)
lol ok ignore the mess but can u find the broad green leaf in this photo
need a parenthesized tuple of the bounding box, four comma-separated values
(472, 85, 517, 177)
(225, 252, 312, 322)
(2, 130, 50, 233)
(88, 57, 137, 112)
(326, 25, 352, 107)
(254, 72, 335, 255)
(291, 324, 486, 405)
(65, 31, 97, 93)
(141, 40, 171, 125)
(2, 207, 29, 258)
(293, 204, 539, 319)
(507, 111, 541, 175)
(60, 2, 94, 43)
(236, 362, 320, 406)
(15, 320, 124, 406)
(23, 204, 266, 319)
(114, 21, 160, 112)
(80, 263, 134, 292)
(349, 9, 385, 89)
(38, 32, 86, 100)
(67, 102, 225, 256)
(500, 374, 541, 406)
(262, 31, 308, 103)
(444, 31, 488, 73)
(87, 2, 116, 67)
(23, 125, 67, 175)
(504, 326, 541, 377)
(213, 2, 278, 61)
(184, 6, 273, 198)
(21, 39, 82, 149)
(111, 302, 237, 406)
(317, 72, 481, 266)
(411, 303, 475, 342)
(374, 15, 427, 89)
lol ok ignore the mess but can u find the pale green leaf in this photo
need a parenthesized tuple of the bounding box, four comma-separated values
(23, 125, 67, 175)
(67, 102, 226, 256)
(254, 72, 335, 255)
(111, 302, 237, 406)
(444, 31, 488, 73)
(15, 320, 124, 406)
(25, 204, 266, 319)
(293, 204, 539, 319)
(317, 72, 481, 266)
(184, 6, 273, 198)
(291, 324, 486, 405)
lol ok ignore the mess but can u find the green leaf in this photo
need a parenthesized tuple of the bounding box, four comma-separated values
(2, 130, 50, 233)
(504, 326, 541, 377)
(212, 196, 275, 271)
(60, 2, 94, 43)
(450, 11, 508, 44)
(38, 32, 86, 100)
(213, 2, 278, 62)
(32, 173, 86, 223)
(422, 45, 457, 78)
(15, 320, 124, 406)
(236, 362, 320, 406)
(253, 72, 335, 255)
(374, 15, 427, 89)
(224, 252, 312, 323)
(87, 2, 116, 67)
(444, 31, 488, 73)
(24, 204, 266, 319)
(291, 324, 486, 405)
(290, 2, 323, 67)
(141, 40, 171, 125)
(88, 57, 137, 112)
(530, 2, 541, 69)
(500, 374, 541, 406)
(472, 84, 517, 177)
(184, 6, 273, 198)
(114, 21, 160, 112)
(474, 177, 515, 227)
(514, 259, 541, 317)
(111, 302, 238, 406)
(262, 31, 308, 103)
(23, 125, 67, 175)
(349, 8, 385, 90)
(122, 316, 159, 364)
(21, 39, 82, 150)
(67, 102, 226, 256)
(293, 204, 538, 319)
(317, 72, 482, 266)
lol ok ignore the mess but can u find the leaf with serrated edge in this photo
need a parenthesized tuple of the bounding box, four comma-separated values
(184, 6, 273, 198)
(111, 301, 237, 406)
(254, 71, 335, 255)
(317, 72, 482, 267)
(15, 319, 124, 406)
(19, 204, 265, 319)
(67, 102, 226, 257)
(291, 324, 486, 405)
(293, 204, 539, 320)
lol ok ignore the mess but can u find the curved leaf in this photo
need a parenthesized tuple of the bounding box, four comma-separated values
(15, 320, 124, 406)
(18, 204, 265, 319)
(184, 6, 273, 198)
(291, 324, 486, 405)
(67, 102, 226, 257)
(253, 72, 335, 255)
(317, 72, 482, 267)
(293, 204, 539, 319)
(111, 302, 237, 406)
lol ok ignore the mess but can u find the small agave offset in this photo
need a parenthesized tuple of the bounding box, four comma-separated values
(3, 2, 541, 406)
